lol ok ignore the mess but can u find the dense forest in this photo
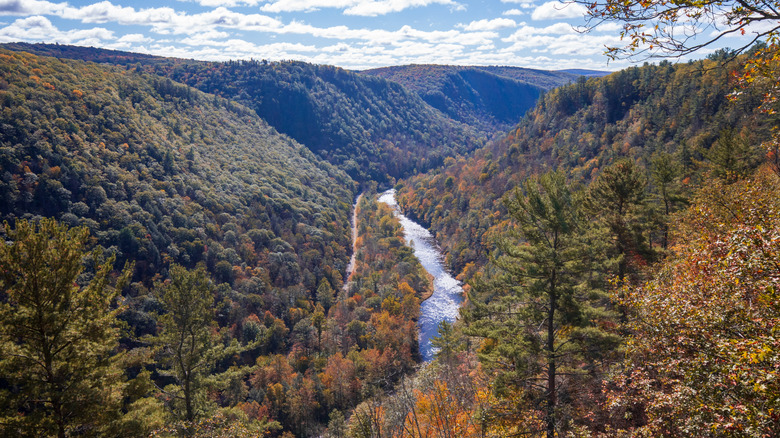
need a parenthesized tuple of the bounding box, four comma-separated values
(385, 49, 780, 436)
(1, 43, 484, 185)
(396, 53, 775, 278)
(361, 65, 564, 132)
(0, 49, 435, 436)
(2, 29, 780, 438)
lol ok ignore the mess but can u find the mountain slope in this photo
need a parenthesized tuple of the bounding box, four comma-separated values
(395, 56, 775, 278)
(1, 43, 482, 184)
(361, 64, 576, 132)
(0, 48, 355, 291)
(0, 48, 448, 436)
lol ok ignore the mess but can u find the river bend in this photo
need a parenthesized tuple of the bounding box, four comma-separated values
(377, 189, 464, 362)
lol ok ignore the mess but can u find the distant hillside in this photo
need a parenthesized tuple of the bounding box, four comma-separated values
(557, 68, 612, 77)
(1, 43, 481, 184)
(361, 64, 577, 132)
(395, 56, 776, 278)
(0, 48, 355, 292)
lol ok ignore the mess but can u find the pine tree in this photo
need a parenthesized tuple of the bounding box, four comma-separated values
(0, 218, 131, 437)
(586, 159, 650, 282)
(464, 172, 620, 437)
(152, 264, 261, 429)
(650, 151, 685, 249)
(431, 320, 463, 366)
(317, 278, 335, 311)
(154, 264, 215, 422)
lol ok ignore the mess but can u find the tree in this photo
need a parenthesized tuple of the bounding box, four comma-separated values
(317, 278, 335, 310)
(465, 172, 619, 437)
(154, 264, 216, 422)
(706, 128, 760, 182)
(650, 151, 685, 249)
(430, 321, 463, 366)
(0, 218, 131, 437)
(586, 159, 650, 282)
(602, 170, 780, 436)
(580, 0, 780, 60)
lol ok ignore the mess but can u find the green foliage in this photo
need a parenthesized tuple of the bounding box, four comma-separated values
(464, 172, 620, 436)
(0, 218, 131, 437)
(0, 49, 354, 292)
(166, 61, 482, 184)
(0, 49, 364, 437)
(396, 56, 773, 281)
(0, 43, 484, 184)
(317, 278, 335, 310)
(650, 151, 686, 249)
(362, 65, 555, 133)
(430, 321, 463, 365)
(706, 128, 761, 182)
(154, 265, 216, 422)
(585, 159, 651, 282)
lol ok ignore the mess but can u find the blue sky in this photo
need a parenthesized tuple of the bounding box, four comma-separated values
(0, 0, 752, 70)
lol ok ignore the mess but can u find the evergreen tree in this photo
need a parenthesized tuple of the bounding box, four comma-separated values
(465, 172, 619, 437)
(153, 264, 260, 428)
(586, 159, 650, 282)
(154, 264, 215, 422)
(650, 151, 686, 249)
(316, 278, 335, 310)
(431, 320, 463, 366)
(0, 218, 131, 437)
(706, 128, 759, 182)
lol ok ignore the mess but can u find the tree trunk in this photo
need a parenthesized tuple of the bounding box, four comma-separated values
(185, 372, 193, 422)
(547, 276, 556, 438)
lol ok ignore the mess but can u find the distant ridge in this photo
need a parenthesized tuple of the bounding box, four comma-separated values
(0, 42, 480, 184)
(557, 68, 612, 77)
(361, 65, 577, 132)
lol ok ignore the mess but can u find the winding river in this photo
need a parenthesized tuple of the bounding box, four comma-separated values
(378, 189, 464, 362)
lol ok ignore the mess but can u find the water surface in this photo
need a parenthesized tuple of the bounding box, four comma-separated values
(378, 189, 463, 361)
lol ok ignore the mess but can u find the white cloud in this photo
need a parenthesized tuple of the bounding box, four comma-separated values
(344, 0, 456, 16)
(593, 22, 622, 32)
(504, 22, 574, 38)
(0, 15, 114, 44)
(458, 18, 516, 31)
(0, 0, 65, 16)
(261, 0, 359, 13)
(117, 33, 151, 43)
(259, 0, 456, 15)
(179, 30, 230, 46)
(531, 1, 586, 20)
(0, 0, 620, 70)
(194, 0, 262, 6)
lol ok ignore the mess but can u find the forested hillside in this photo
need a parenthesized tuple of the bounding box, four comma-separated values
(397, 54, 775, 278)
(0, 49, 354, 291)
(0, 49, 435, 436)
(380, 49, 780, 437)
(1, 43, 482, 184)
(361, 65, 565, 132)
(2, 35, 780, 437)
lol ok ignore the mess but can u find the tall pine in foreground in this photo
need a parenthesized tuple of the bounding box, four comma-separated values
(465, 171, 619, 436)
(0, 219, 131, 437)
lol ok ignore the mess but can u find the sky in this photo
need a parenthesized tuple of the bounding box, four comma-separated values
(0, 0, 752, 71)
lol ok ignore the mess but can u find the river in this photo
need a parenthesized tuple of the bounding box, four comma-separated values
(377, 189, 464, 362)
